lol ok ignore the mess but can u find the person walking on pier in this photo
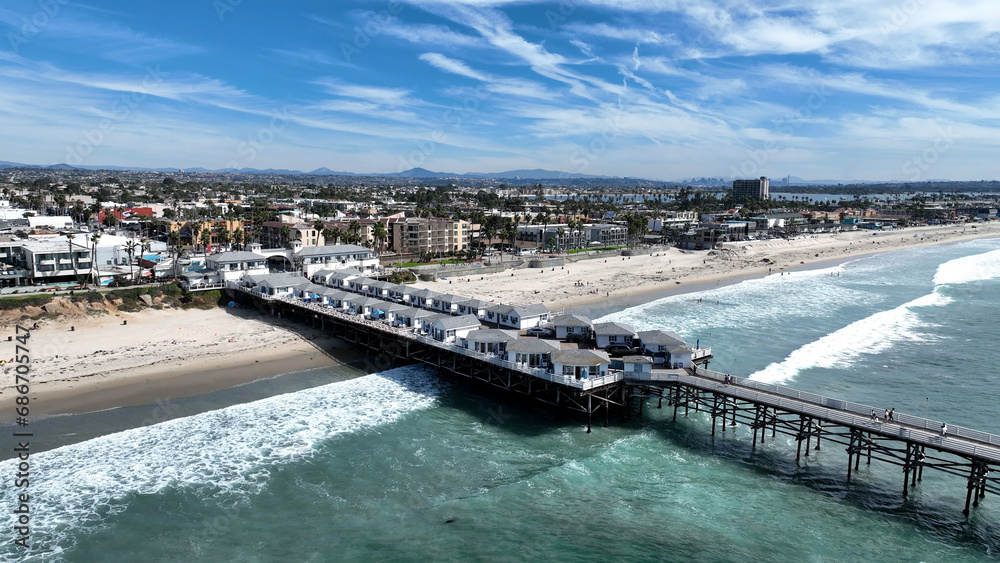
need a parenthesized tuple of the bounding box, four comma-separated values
(884, 408, 890, 422)
(887, 408, 895, 422)
(941, 422, 948, 437)
(870, 409, 879, 423)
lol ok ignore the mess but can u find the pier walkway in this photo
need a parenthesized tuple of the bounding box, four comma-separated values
(628, 368, 1000, 514)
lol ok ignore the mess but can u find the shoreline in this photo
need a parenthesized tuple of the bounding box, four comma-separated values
(0, 306, 362, 419)
(3, 223, 997, 420)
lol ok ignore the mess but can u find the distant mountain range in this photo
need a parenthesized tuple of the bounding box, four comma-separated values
(0, 161, 611, 180)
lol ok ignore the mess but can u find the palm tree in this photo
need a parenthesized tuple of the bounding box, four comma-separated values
(124, 239, 137, 283)
(139, 237, 151, 282)
(199, 228, 211, 262)
(168, 230, 182, 279)
(65, 233, 78, 282)
(89, 232, 102, 285)
(372, 221, 387, 257)
(232, 227, 244, 250)
(555, 226, 565, 253)
(348, 220, 362, 245)
(280, 224, 292, 248)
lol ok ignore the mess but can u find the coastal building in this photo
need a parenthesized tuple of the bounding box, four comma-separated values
(202, 251, 268, 283)
(434, 293, 470, 315)
(551, 349, 610, 380)
(583, 224, 627, 248)
(483, 303, 550, 330)
(551, 313, 594, 341)
(593, 322, 637, 349)
(637, 329, 710, 368)
(429, 314, 482, 343)
(732, 177, 770, 200)
(621, 355, 653, 377)
(324, 268, 362, 289)
(294, 244, 378, 276)
(0, 239, 93, 283)
(387, 216, 473, 256)
(457, 298, 491, 319)
(465, 328, 519, 355)
(505, 338, 560, 369)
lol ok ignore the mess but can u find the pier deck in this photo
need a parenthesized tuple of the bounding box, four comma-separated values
(628, 368, 1000, 514)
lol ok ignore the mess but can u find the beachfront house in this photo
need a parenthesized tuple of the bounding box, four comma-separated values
(255, 273, 311, 298)
(411, 288, 443, 310)
(325, 268, 362, 290)
(594, 322, 638, 349)
(364, 280, 394, 299)
(457, 298, 491, 319)
(383, 303, 411, 325)
(344, 295, 383, 317)
(429, 314, 482, 344)
(434, 294, 469, 315)
(551, 313, 594, 341)
(348, 277, 373, 294)
(398, 286, 423, 306)
(505, 338, 560, 369)
(385, 283, 407, 303)
(636, 329, 710, 368)
(205, 251, 268, 283)
(293, 244, 379, 276)
(483, 303, 550, 330)
(299, 282, 327, 302)
(417, 312, 449, 334)
(464, 328, 519, 355)
(321, 288, 351, 310)
(621, 355, 653, 377)
(551, 349, 611, 380)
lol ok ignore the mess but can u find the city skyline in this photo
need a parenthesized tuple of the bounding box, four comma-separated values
(1, 1, 998, 181)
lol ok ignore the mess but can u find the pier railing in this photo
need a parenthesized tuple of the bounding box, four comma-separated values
(239, 286, 623, 391)
(674, 367, 1000, 461)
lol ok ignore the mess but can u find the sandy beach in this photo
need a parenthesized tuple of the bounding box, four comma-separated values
(2, 222, 997, 417)
(1, 306, 357, 417)
(420, 223, 1000, 312)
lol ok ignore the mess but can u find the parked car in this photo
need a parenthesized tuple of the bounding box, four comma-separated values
(605, 344, 639, 356)
(525, 327, 554, 337)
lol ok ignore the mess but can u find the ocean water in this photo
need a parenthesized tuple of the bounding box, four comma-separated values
(3, 238, 1000, 561)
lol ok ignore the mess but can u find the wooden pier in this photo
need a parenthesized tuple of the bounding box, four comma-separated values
(235, 288, 624, 432)
(627, 368, 1000, 515)
(234, 287, 1000, 515)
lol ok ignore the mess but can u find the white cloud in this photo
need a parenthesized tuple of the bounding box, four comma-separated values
(418, 52, 492, 81)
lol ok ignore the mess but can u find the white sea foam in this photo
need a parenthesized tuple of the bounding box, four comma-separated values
(748, 291, 951, 384)
(933, 248, 1000, 286)
(0, 366, 443, 559)
(601, 261, 870, 337)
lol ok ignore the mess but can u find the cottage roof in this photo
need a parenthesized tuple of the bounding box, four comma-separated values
(295, 244, 372, 257)
(622, 355, 653, 364)
(432, 314, 481, 330)
(465, 328, 519, 343)
(551, 313, 593, 328)
(506, 338, 561, 353)
(636, 329, 686, 346)
(513, 303, 549, 317)
(438, 293, 470, 305)
(321, 288, 350, 299)
(207, 251, 266, 263)
(329, 268, 362, 280)
(593, 321, 637, 336)
(551, 349, 611, 366)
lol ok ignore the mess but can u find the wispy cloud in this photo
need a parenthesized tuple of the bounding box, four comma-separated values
(418, 52, 492, 81)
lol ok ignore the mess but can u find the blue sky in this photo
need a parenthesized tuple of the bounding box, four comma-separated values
(1, 1, 998, 181)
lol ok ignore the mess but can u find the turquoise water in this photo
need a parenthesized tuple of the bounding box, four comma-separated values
(3, 238, 1000, 561)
